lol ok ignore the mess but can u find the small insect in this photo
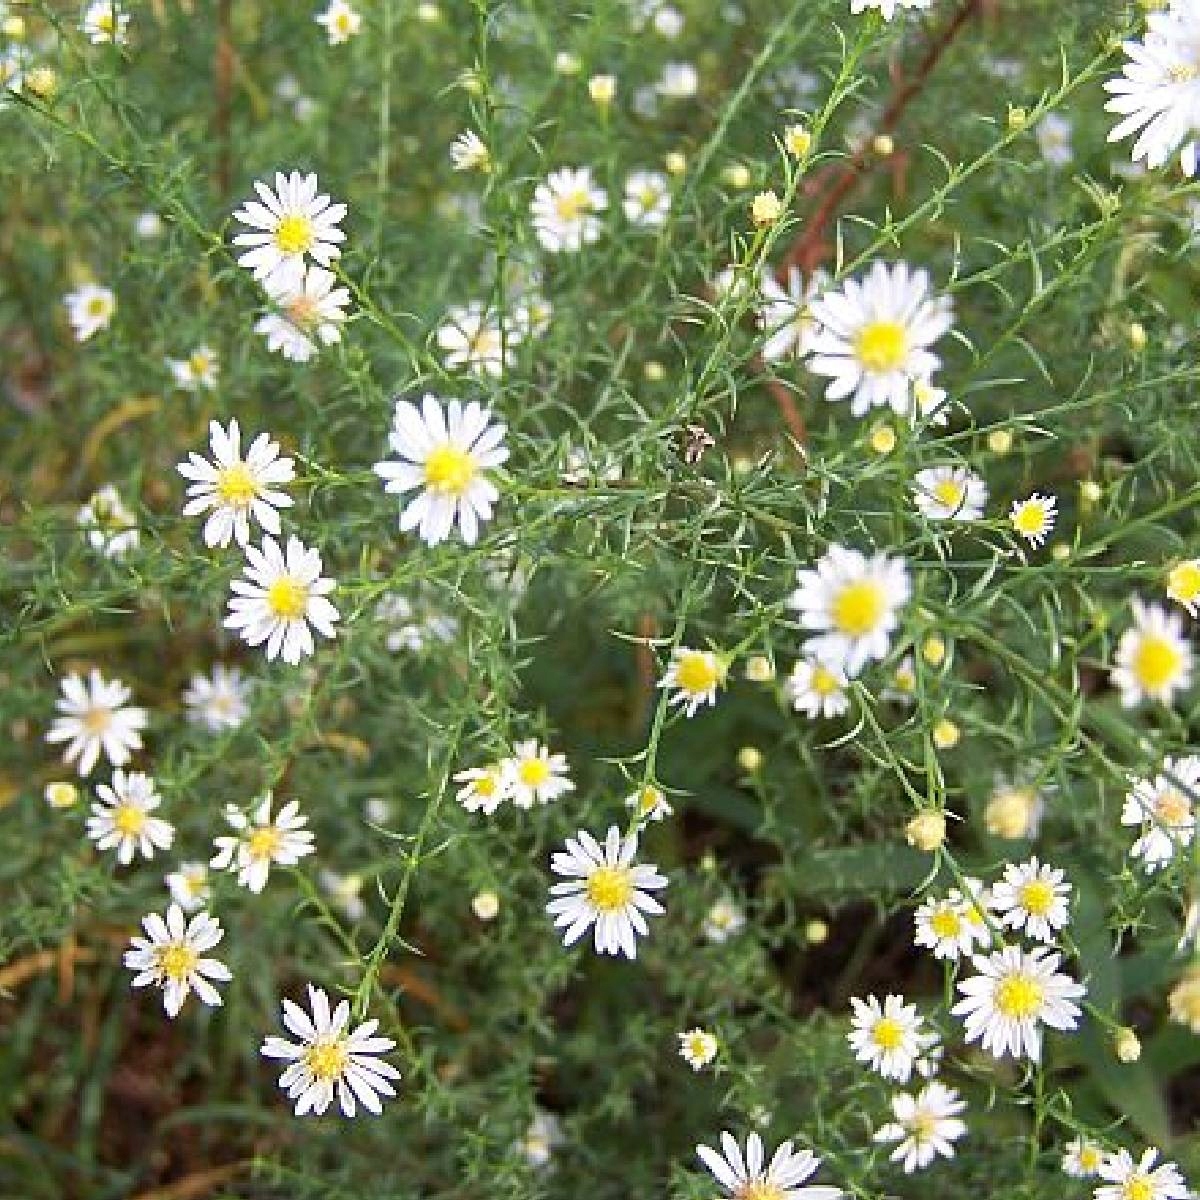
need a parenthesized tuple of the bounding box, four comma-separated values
(680, 424, 716, 464)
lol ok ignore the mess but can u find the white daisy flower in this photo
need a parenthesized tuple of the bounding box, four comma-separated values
(64, 282, 116, 342)
(909, 375, 951, 426)
(912, 466, 987, 522)
(454, 762, 511, 815)
(261, 984, 400, 1117)
(696, 1131, 842, 1200)
(850, 0, 933, 17)
(255, 260, 351, 362)
(656, 61, 699, 99)
(1105, 6, 1200, 176)
(703, 897, 746, 943)
(167, 345, 219, 392)
(78, 484, 138, 559)
(231, 169, 347, 282)
(375, 592, 458, 652)
(758, 266, 828, 362)
(785, 656, 851, 719)
(951, 945, 1085, 1062)
(436, 303, 518, 377)
(546, 826, 667, 959)
(1063, 1137, 1105, 1179)
(1166, 559, 1200, 617)
(224, 535, 340, 665)
(1121, 756, 1199, 872)
(505, 739, 574, 808)
(1037, 112, 1074, 166)
(46, 669, 147, 777)
(623, 169, 671, 227)
(449, 129, 490, 172)
(807, 261, 954, 416)
(1009, 493, 1057, 547)
(990, 858, 1072, 943)
(86, 769, 173, 865)
(518, 1109, 563, 1169)
(166, 862, 212, 912)
(1094, 1148, 1191, 1200)
(659, 647, 727, 717)
(913, 891, 990, 961)
(530, 166, 608, 253)
(1112, 598, 1193, 709)
(210, 793, 315, 893)
(315, 0, 361, 44)
(320, 869, 366, 920)
(625, 783, 673, 823)
(177, 419, 295, 549)
(513, 290, 553, 339)
(182, 664, 252, 732)
(81, 1, 130, 44)
(679, 1027, 719, 1070)
(124, 903, 231, 1018)
(374, 392, 508, 547)
(847, 994, 927, 1083)
(789, 544, 912, 677)
(873, 1081, 966, 1173)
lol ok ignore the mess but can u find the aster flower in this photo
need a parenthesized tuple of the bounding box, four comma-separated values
(703, 897, 746, 943)
(913, 466, 988, 522)
(166, 862, 212, 912)
(1037, 112, 1074, 166)
(518, 1109, 563, 1169)
(224, 535, 340, 665)
(177, 419, 295, 548)
(182, 664, 252, 732)
(1112, 598, 1193, 708)
(210, 793, 315, 893)
(64, 283, 115, 341)
(659, 647, 727, 717)
(449, 129, 490, 172)
(656, 61, 698, 99)
(850, 0, 932, 16)
(1167, 558, 1200, 616)
(952, 945, 1085, 1062)
(873, 1082, 966, 1173)
(1105, 5, 1200, 176)
(436, 303, 517, 377)
(261, 984, 400, 1117)
(623, 169, 671, 227)
(86, 769, 173, 864)
(315, 0, 361, 44)
(913, 890, 990, 961)
(789, 544, 911, 677)
(807, 261, 953, 416)
(625, 783, 673, 823)
(81, 1, 129, 44)
(1009, 493, 1057, 548)
(46, 669, 147, 777)
(847, 994, 926, 1082)
(232, 170, 347, 282)
(1094, 1148, 1191, 1200)
(373, 393, 509, 546)
(989, 857, 1072, 943)
(454, 762, 511, 815)
(1121, 756, 1199, 872)
(531, 166, 607, 252)
(678, 1027, 719, 1070)
(167, 346, 219, 392)
(78, 484, 138, 559)
(785, 656, 850, 719)
(758, 266, 828, 362)
(255, 260, 350, 362)
(696, 1132, 842, 1200)
(505, 739, 574, 808)
(1063, 1137, 1105, 1179)
(546, 826, 667, 959)
(124, 904, 230, 1018)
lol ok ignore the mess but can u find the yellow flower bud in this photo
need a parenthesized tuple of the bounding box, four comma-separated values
(905, 810, 947, 853)
(25, 66, 58, 100)
(722, 163, 752, 189)
(804, 918, 829, 945)
(784, 124, 813, 159)
(985, 784, 1042, 839)
(1007, 106, 1028, 132)
(750, 190, 784, 226)
(987, 429, 1013, 455)
(872, 134, 895, 157)
(643, 360, 666, 382)
(588, 74, 616, 106)
(665, 151, 687, 176)
(922, 635, 947, 668)
(737, 746, 763, 772)
(744, 655, 775, 683)
(932, 718, 959, 750)
(1128, 321, 1147, 352)
(869, 423, 897, 455)
(472, 890, 500, 921)
(1114, 1026, 1142, 1063)
(44, 781, 79, 810)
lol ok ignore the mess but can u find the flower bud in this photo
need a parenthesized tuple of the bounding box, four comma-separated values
(906, 810, 947, 852)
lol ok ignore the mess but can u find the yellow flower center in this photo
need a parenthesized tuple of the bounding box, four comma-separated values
(274, 213, 315, 254)
(895, 667, 916, 693)
(113, 803, 146, 836)
(518, 757, 551, 788)
(686, 1034, 711, 1058)
(83, 706, 113, 735)
(929, 907, 962, 939)
(475, 772, 499, 797)
(335, 13, 352, 32)
(932, 479, 965, 509)
(736, 1183, 784, 1200)
(303, 1037, 349, 1082)
(1168, 561, 1200, 603)
(1169, 62, 1200, 84)
(994, 972, 1044, 1020)
(854, 320, 908, 373)
(1132, 633, 1184, 692)
(908, 1110, 939, 1142)
(831, 580, 887, 636)
(215, 462, 258, 507)
(1012, 502, 1049, 537)
(1078, 1146, 1102, 1172)
(811, 665, 841, 696)
(675, 652, 720, 695)
(871, 1016, 905, 1051)
(1124, 1178, 1155, 1200)
(157, 942, 198, 982)
(188, 351, 212, 377)
(285, 294, 319, 329)
(637, 786, 662, 814)
(247, 824, 283, 861)
(1155, 789, 1192, 827)
(87, 295, 110, 317)
(97, 13, 117, 34)
(553, 188, 592, 222)
(468, 328, 500, 358)
(585, 865, 633, 912)
(265, 576, 309, 621)
(424, 444, 477, 496)
(1019, 879, 1055, 917)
